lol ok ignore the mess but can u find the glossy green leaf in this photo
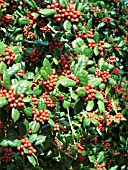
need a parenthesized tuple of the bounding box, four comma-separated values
(94, 31, 100, 43)
(75, 55, 87, 75)
(35, 135, 46, 145)
(59, 0, 68, 8)
(43, 58, 52, 76)
(12, 108, 20, 123)
(76, 87, 86, 97)
(88, 67, 96, 73)
(16, 80, 33, 94)
(29, 121, 40, 133)
(29, 134, 37, 143)
(74, 98, 84, 114)
(0, 42, 6, 55)
(33, 85, 42, 96)
(25, 0, 38, 8)
(18, 17, 30, 25)
(0, 97, 8, 108)
(27, 155, 37, 167)
(7, 63, 21, 76)
(94, 46, 99, 56)
(89, 78, 102, 87)
(38, 97, 46, 111)
(22, 96, 32, 103)
(78, 70, 88, 86)
(0, 61, 7, 74)
(87, 18, 92, 31)
(95, 91, 104, 102)
(112, 99, 117, 113)
(3, 71, 11, 90)
(63, 100, 70, 109)
(39, 9, 57, 16)
(109, 165, 118, 170)
(59, 76, 76, 87)
(53, 47, 62, 58)
(108, 78, 116, 86)
(19, 119, 29, 137)
(97, 151, 105, 163)
(86, 100, 94, 111)
(40, 69, 48, 80)
(63, 20, 72, 30)
(36, 40, 48, 46)
(97, 100, 105, 113)
(24, 106, 32, 116)
(97, 22, 105, 30)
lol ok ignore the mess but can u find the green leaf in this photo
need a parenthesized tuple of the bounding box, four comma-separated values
(43, 58, 52, 76)
(74, 98, 84, 114)
(95, 92, 104, 102)
(0, 42, 6, 55)
(98, 58, 104, 69)
(33, 85, 42, 96)
(38, 97, 46, 111)
(112, 99, 117, 113)
(53, 47, 61, 58)
(19, 119, 29, 137)
(0, 61, 7, 74)
(59, 0, 68, 8)
(63, 100, 70, 109)
(63, 20, 72, 30)
(24, 106, 32, 117)
(36, 40, 48, 46)
(86, 100, 94, 111)
(27, 155, 37, 167)
(94, 31, 100, 43)
(3, 71, 11, 90)
(94, 46, 99, 56)
(35, 135, 46, 145)
(97, 151, 105, 163)
(59, 76, 76, 87)
(18, 17, 30, 25)
(0, 97, 8, 108)
(16, 80, 33, 94)
(29, 121, 40, 133)
(22, 96, 32, 103)
(7, 63, 21, 76)
(78, 70, 88, 86)
(89, 155, 96, 164)
(108, 78, 116, 86)
(104, 43, 111, 48)
(105, 85, 111, 95)
(25, 0, 38, 8)
(29, 134, 37, 143)
(40, 69, 48, 80)
(39, 9, 57, 16)
(88, 67, 96, 73)
(76, 87, 86, 97)
(109, 165, 118, 170)
(97, 22, 105, 30)
(97, 100, 105, 113)
(89, 78, 102, 87)
(120, 136, 126, 144)
(12, 108, 20, 123)
(87, 18, 92, 31)
(99, 83, 105, 89)
(82, 47, 93, 58)
(74, 55, 87, 75)
(76, 38, 85, 46)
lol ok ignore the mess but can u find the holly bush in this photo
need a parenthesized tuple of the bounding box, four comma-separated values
(0, 0, 128, 170)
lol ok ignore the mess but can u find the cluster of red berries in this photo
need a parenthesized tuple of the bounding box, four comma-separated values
(0, 0, 7, 8)
(87, 29, 94, 38)
(115, 113, 124, 122)
(68, 74, 79, 85)
(40, 25, 51, 33)
(88, 41, 96, 48)
(32, 79, 38, 88)
(54, 137, 62, 147)
(0, 46, 16, 65)
(17, 138, 36, 156)
(96, 163, 106, 170)
(48, 38, 63, 53)
(31, 95, 38, 107)
(47, 1, 82, 23)
(109, 56, 116, 64)
(53, 118, 67, 133)
(112, 68, 120, 75)
(32, 109, 50, 124)
(91, 7, 105, 14)
(95, 69, 111, 82)
(29, 48, 44, 63)
(113, 85, 124, 94)
(58, 53, 71, 72)
(41, 92, 58, 109)
(17, 70, 24, 76)
(102, 140, 110, 151)
(84, 84, 97, 101)
(1, 14, 13, 26)
(76, 31, 87, 40)
(76, 142, 84, 155)
(5, 88, 25, 108)
(42, 70, 58, 91)
(56, 95, 65, 102)
(0, 147, 13, 164)
(98, 41, 104, 52)
(0, 88, 7, 97)
(124, 36, 128, 45)
(104, 99, 112, 112)
(23, 25, 35, 40)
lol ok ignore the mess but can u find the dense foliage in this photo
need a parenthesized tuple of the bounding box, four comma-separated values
(0, 0, 128, 169)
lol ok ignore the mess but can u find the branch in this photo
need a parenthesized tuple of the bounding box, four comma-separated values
(67, 108, 76, 144)
(0, 27, 48, 46)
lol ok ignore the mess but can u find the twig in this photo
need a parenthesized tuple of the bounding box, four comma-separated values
(67, 108, 76, 144)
